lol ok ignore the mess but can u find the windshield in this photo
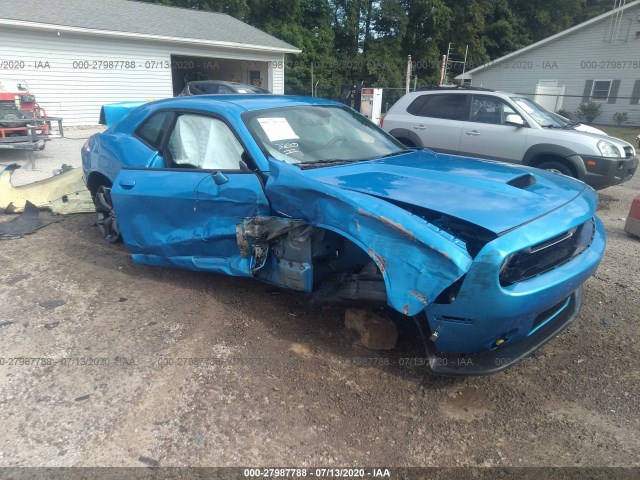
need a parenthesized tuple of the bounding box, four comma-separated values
(511, 97, 566, 128)
(243, 106, 406, 166)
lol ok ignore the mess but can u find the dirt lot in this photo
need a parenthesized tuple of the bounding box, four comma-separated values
(0, 140, 639, 470)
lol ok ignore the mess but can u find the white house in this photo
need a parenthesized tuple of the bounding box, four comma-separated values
(0, 0, 300, 125)
(458, 0, 640, 125)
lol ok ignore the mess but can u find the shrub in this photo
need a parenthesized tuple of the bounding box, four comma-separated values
(576, 102, 602, 123)
(557, 109, 574, 120)
(612, 112, 628, 126)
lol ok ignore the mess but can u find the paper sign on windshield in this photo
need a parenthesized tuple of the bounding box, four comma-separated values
(257, 118, 299, 142)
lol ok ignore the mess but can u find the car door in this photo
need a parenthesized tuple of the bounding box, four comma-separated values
(459, 95, 528, 163)
(111, 112, 270, 276)
(405, 93, 468, 154)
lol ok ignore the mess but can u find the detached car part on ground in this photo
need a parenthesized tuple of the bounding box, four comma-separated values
(0, 164, 94, 215)
(82, 96, 605, 376)
(382, 87, 637, 190)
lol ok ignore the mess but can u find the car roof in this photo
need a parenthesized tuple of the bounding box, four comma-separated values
(188, 80, 248, 87)
(410, 88, 514, 96)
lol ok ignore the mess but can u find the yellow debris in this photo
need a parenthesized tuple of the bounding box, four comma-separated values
(0, 164, 94, 215)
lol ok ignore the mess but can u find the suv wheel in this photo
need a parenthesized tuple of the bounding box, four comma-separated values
(537, 161, 574, 177)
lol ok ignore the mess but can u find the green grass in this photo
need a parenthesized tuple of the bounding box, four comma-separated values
(597, 125, 639, 146)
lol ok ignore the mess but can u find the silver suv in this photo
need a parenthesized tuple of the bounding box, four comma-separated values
(382, 87, 638, 189)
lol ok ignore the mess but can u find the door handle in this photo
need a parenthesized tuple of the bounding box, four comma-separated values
(466, 130, 480, 136)
(119, 179, 136, 189)
(413, 125, 427, 130)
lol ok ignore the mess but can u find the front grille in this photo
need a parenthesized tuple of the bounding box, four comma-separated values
(500, 219, 595, 286)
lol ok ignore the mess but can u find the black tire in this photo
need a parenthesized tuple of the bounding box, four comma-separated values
(94, 185, 121, 243)
(0, 112, 30, 128)
(536, 160, 575, 178)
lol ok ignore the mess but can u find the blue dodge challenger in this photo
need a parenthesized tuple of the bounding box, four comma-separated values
(82, 95, 605, 375)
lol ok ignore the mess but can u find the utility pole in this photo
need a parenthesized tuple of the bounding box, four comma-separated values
(405, 55, 412, 94)
(439, 55, 446, 85)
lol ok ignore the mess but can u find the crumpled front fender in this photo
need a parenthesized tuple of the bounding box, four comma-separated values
(265, 160, 473, 316)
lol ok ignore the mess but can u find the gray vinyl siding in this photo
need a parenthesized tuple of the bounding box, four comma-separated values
(270, 61, 285, 95)
(466, 4, 640, 125)
(0, 27, 286, 125)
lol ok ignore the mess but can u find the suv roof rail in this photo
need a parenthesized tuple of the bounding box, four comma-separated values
(415, 85, 495, 92)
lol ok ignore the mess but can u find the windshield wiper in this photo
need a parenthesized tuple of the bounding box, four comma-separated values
(562, 121, 581, 129)
(297, 158, 357, 169)
(298, 150, 410, 169)
(378, 150, 411, 159)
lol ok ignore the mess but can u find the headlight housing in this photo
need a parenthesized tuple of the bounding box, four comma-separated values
(597, 140, 621, 157)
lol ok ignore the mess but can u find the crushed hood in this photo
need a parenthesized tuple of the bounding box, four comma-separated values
(302, 151, 587, 235)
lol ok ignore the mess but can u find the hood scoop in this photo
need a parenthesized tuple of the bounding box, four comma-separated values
(507, 173, 537, 189)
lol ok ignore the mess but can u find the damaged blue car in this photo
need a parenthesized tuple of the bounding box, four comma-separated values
(81, 95, 605, 375)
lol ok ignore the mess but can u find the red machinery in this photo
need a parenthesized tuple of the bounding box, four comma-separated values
(0, 79, 63, 151)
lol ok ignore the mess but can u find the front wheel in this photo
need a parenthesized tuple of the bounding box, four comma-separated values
(537, 161, 575, 178)
(94, 185, 121, 243)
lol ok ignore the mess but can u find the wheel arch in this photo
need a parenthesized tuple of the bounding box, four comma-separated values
(522, 144, 586, 178)
(387, 128, 424, 148)
(264, 160, 473, 316)
(86, 171, 113, 198)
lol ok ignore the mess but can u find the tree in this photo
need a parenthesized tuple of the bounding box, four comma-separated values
(136, 0, 622, 95)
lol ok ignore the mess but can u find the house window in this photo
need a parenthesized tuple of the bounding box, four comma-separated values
(591, 80, 612, 101)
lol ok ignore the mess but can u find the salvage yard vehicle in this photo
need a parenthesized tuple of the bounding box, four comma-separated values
(0, 79, 63, 151)
(81, 95, 605, 375)
(382, 86, 637, 190)
(178, 80, 270, 96)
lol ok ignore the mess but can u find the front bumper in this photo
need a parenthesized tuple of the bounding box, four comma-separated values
(422, 287, 582, 376)
(417, 184, 605, 375)
(581, 154, 637, 189)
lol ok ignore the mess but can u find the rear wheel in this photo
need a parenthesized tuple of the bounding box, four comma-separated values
(537, 160, 575, 178)
(94, 185, 121, 243)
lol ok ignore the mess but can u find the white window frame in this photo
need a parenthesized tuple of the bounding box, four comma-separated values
(591, 79, 613, 102)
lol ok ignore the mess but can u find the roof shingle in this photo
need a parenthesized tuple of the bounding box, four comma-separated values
(0, 0, 300, 52)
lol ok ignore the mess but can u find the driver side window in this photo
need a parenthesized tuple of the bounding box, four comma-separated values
(167, 114, 245, 170)
(470, 96, 515, 125)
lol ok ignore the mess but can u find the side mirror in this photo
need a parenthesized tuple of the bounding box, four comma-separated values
(505, 114, 525, 127)
(211, 171, 229, 185)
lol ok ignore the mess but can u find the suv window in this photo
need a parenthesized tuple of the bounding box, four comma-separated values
(470, 95, 516, 125)
(166, 114, 245, 170)
(136, 112, 172, 150)
(406, 94, 468, 121)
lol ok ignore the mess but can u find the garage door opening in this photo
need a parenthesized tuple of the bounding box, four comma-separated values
(170, 54, 269, 96)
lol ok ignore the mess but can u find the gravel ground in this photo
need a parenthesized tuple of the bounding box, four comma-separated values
(0, 144, 638, 470)
(0, 127, 104, 186)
